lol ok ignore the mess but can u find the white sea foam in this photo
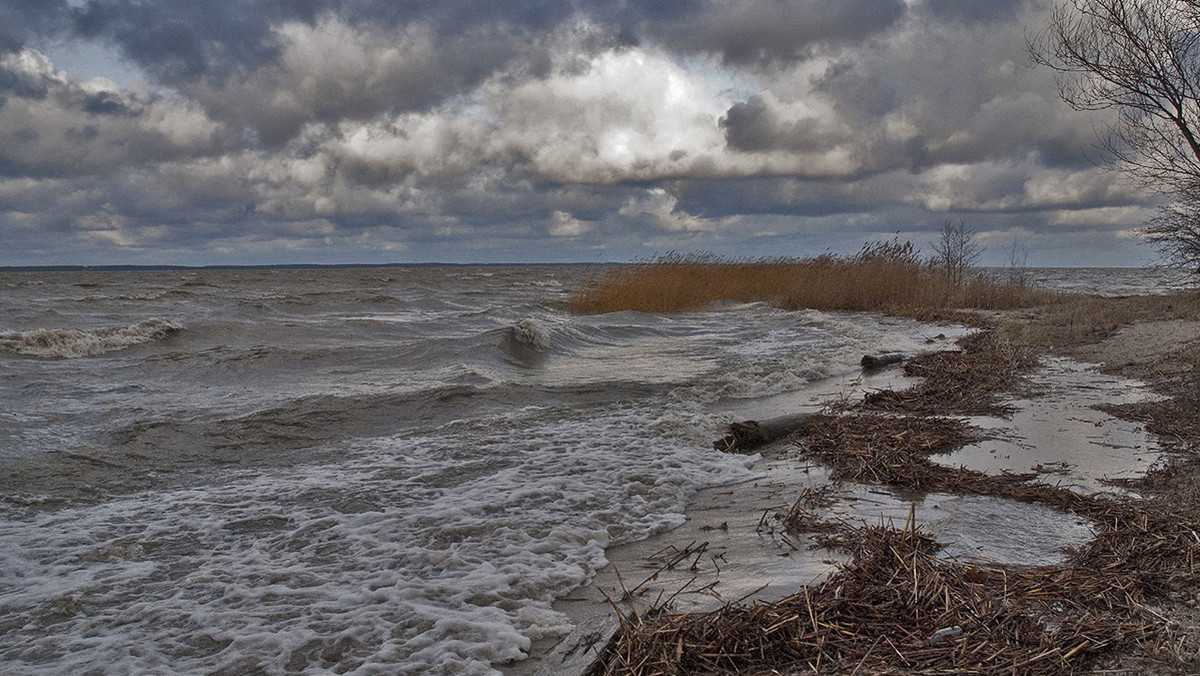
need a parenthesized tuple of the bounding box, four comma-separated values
(705, 311, 966, 401)
(0, 406, 758, 675)
(0, 319, 182, 358)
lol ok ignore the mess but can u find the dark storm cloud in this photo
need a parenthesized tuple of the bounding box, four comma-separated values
(722, 96, 818, 153)
(65, 0, 645, 84)
(178, 19, 568, 148)
(811, 60, 900, 129)
(921, 0, 1028, 24)
(20, 1, 907, 151)
(70, 0, 294, 81)
(342, 0, 632, 34)
(795, 8, 1105, 177)
(671, 176, 893, 219)
(649, 0, 907, 64)
(0, 51, 231, 179)
(57, 2, 629, 147)
(0, 1, 70, 53)
(81, 91, 134, 116)
(0, 55, 54, 100)
(720, 94, 851, 153)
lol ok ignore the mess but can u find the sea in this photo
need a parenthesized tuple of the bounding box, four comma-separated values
(0, 265, 1184, 675)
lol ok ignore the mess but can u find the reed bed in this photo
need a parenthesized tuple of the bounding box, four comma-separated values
(566, 250, 1061, 316)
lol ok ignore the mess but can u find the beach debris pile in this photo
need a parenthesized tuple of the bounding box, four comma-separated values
(861, 330, 1035, 417)
(588, 518, 1158, 676)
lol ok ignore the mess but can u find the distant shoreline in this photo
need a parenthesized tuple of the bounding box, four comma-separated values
(0, 262, 614, 272)
(0, 263, 1169, 273)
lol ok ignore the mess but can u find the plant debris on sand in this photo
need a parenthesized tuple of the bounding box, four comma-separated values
(590, 520, 1162, 676)
(588, 329, 1200, 675)
(860, 331, 1037, 417)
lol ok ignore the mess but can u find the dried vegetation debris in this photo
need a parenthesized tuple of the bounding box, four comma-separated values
(794, 412, 1111, 517)
(797, 414, 984, 489)
(589, 522, 1160, 676)
(589, 329, 1200, 675)
(861, 331, 1037, 417)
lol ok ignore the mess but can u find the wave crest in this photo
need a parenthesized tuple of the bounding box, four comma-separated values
(509, 318, 550, 351)
(0, 319, 183, 358)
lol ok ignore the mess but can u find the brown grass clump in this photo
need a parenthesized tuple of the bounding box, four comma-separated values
(799, 414, 983, 487)
(566, 247, 1061, 316)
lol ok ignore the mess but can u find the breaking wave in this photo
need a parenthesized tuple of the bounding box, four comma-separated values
(502, 318, 552, 367)
(0, 319, 183, 359)
(509, 318, 551, 351)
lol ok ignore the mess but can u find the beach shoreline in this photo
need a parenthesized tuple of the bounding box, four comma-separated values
(511, 300, 1200, 675)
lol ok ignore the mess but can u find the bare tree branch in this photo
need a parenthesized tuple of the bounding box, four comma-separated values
(1031, 0, 1200, 275)
(1030, 0, 1200, 186)
(930, 221, 983, 287)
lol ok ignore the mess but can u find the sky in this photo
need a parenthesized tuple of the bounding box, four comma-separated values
(0, 0, 1165, 267)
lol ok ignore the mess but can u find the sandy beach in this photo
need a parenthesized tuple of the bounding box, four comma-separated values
(511, 299, 1200, 675)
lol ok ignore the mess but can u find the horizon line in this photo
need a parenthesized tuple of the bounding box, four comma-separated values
(0, 262, 1160, 273)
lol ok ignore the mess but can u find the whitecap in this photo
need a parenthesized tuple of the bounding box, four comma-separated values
(0, 319, 183, 358)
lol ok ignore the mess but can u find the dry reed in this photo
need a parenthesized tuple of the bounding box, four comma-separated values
(566, 250, 1061, 316)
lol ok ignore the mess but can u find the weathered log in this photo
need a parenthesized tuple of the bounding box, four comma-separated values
(860, 352, 905, 370)
(714, 412, 825, 452)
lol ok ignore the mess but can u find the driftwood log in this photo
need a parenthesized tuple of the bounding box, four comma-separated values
(714, 413, 826, 452)
(860, 352, 905, 370)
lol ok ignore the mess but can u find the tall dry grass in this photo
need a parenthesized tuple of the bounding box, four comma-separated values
(566, 247, 1061, 316)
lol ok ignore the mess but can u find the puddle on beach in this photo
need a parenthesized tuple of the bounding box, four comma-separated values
(827, 484, 1095, 566)
(933, 356, 1163, 495)
(506, 355, 1160, 675)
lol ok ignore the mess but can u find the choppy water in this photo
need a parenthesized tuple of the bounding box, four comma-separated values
(0, 265, 1166, 674)
(1008, 266, 1193, 296)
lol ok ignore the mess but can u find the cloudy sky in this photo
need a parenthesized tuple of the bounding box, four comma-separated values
(0, 0, 1161, 266)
